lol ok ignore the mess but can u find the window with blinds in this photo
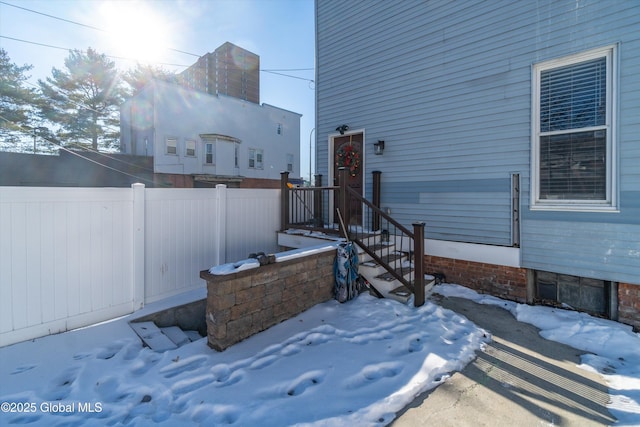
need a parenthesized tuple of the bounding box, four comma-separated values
(185, 140, 196, 157)
(533, 47, 616, 209)
(539, 58, 606, 133)
(166, 138, 177, 155)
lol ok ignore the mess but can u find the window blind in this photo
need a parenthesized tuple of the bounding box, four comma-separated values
(186, 140, 196, 156)
(166, 138, 177, 155)
(540, 57, 606, 133)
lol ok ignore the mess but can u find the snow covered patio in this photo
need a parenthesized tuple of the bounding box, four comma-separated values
(1, 284, 639, 426)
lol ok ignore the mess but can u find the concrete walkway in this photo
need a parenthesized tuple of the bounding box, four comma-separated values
(392, 295, 616, 427)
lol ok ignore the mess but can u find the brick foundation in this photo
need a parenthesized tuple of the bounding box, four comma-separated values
(618, 283, 640, 332)
(425, 255, 640, 331)
(425, 255, 529, 303)
(200, 248, 336, 351)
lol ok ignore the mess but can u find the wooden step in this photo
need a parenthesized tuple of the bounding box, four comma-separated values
(360, 261, 397, 278)
(389, 277, 436, 301)
(376, 265, 414, 282)
(369, 243, 399, 256)
(358, 250, 408, 275)
(365, 276, 437, 304)
(388, 286, 412, 302)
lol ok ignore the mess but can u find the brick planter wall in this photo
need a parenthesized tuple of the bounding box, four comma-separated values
(200, 247, 336, 351)
(425, 255, 529, 303)
(619, 283, 640, 332)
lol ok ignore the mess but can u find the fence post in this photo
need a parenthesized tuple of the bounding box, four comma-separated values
(314, 174, 323, 227)
(215, 184, 227, 266)
(372, 171, 381, 231)
(132, 183, 145, 309)
(413, 222, 425, 307)
(338, 167, 350, 231)
(280, 171, 289, 231)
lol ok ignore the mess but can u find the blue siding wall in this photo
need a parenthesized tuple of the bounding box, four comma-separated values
(316, 0, 640, 282)
(383, 178, 512, 245)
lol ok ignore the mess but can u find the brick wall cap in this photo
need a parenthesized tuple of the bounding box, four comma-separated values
(275, 243, 339, 262)
(201, 243, 338, 283)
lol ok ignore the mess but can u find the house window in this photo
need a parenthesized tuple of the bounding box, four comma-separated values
(205, 143, 214, 164)
(532, 46, 617, 211)
(249, 148, 263, 169)
(286, 153, 294, 172)
(235, 144, 239, 168)
(166, 138, 177, 155)
(185, 140, 196, 157)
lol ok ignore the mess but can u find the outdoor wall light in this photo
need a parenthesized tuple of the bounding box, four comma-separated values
(336, 124, 349, 135)
(374, 140, 385, 155)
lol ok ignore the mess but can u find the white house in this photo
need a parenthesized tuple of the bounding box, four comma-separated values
(120, 80, 301, 187)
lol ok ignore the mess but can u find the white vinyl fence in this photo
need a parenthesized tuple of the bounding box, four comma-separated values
(0, 184, 281, 347)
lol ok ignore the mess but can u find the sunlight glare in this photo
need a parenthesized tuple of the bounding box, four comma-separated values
(100, 1, 171, 64)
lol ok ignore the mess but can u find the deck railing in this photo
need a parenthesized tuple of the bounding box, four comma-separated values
(280, 169, 425, 306)
(280, 172, 338, 233)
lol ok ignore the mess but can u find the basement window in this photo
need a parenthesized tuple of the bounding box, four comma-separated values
(535, 270, 613, 317)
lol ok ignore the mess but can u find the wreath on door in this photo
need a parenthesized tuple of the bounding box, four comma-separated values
(335, 143, 360, 177)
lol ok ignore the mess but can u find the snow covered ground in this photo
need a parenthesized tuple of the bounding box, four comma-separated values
(0, 284, 639, 426)
(437, 284, 640, 426)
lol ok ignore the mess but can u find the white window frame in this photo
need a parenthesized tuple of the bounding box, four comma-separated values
(205, 143, 214, 165)
(166, 137, 177, 155)
(249, 148, 263, 169)
(531, 46, 618, 212)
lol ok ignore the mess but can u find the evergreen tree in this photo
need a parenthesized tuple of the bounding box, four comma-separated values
(0, 49, 42, 143)
(38, 48, 125, 150)
(123, 63, 177, 96)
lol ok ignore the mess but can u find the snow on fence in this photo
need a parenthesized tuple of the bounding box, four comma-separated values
(0, 184, 281, 347)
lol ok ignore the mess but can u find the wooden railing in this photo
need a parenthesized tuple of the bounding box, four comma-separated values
(280, 169, 425, 307)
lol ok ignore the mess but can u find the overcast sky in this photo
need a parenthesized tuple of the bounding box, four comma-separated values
(0, 0, 316, 179)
